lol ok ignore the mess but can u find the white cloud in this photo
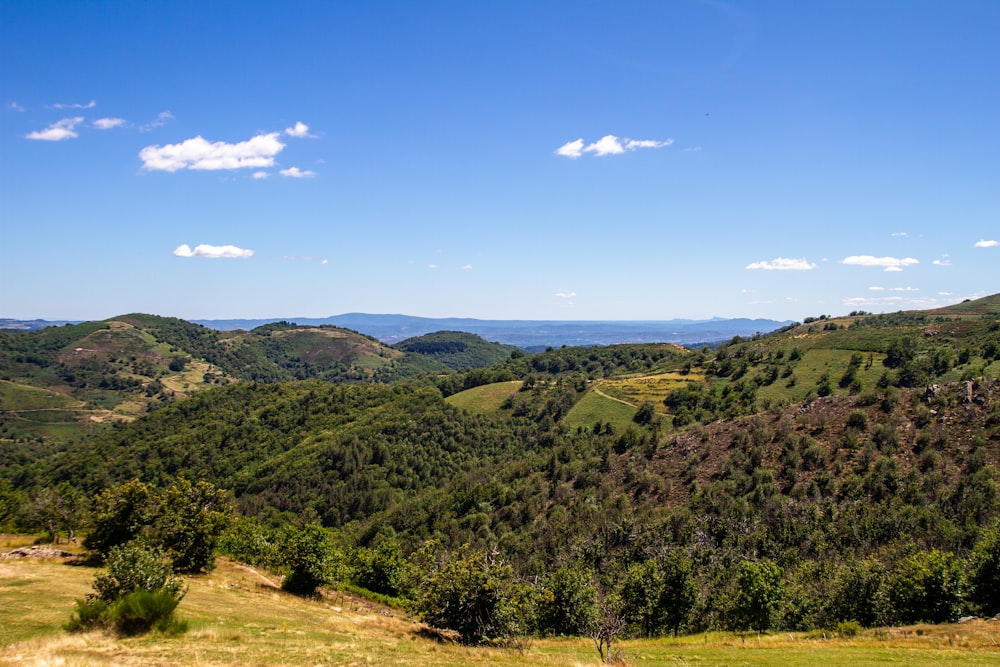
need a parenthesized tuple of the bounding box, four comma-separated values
(140, 110, 174, 132)
(842, 255, 919, 271)
(585, 135, 625, 156)
(25, 117, 84, 141)
(555, 138, 584, 158)
(975, 239, 998, 248)
(140, 132, 285, 171)
(284, 121, 312, 138)
(555, 291, 577, 299)
(933, 254, 952, 266)
(884, 266, 903, 272)
(745, 257, 816, 271)
(625, 138, 674, 150)
(321, 259, 329, 265)
(279, 166, 316, 178)
(891, 231, 909, 237)
(843, 295, 946, 311)
(252, 171, 269, 180)
(49, 100, 95, 110)
(8, 102, 25, 112)
(428, 264, 439, 269)
(557, 135, 673, 158)
(93, 117, 126, 130)
(461, 264, 473, 270)
(173, 243, 254, 259)
(869, 286, 918, 292)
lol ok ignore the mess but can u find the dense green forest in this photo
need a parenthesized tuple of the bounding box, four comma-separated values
(1, 295, 999, 645)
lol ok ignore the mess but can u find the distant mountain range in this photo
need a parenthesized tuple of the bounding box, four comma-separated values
(1, 314, 793, 348)
(193, 314, 795, 348)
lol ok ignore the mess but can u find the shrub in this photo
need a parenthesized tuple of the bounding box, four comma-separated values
(68, 542, 186, 636)
(111, 590, 187, 636)
(835, 619, 862, 637)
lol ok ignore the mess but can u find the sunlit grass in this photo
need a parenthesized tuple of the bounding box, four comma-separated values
(2, 556, 997, 666)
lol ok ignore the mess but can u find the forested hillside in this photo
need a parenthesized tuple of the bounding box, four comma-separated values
(1, 295, 999, 644)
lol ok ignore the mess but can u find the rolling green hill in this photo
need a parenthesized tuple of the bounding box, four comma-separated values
(1, 296, 998, 642)
(393, 331, 520, 371)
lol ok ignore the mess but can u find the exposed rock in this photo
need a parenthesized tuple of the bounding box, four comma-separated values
(0, 545, 74, 559)
(924, 384, 940, 402)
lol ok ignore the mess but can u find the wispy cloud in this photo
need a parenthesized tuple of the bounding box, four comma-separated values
(141, 133, 285, 171)
(279, 166, 316, 178)
(93, 117, 126, 130)
(745, 257, 816, 271)
(25, 117, 84, 141)
(284, 121, 313, 138)
(891, 231, 909, 237)
(252, 171, 269, 180)
(48, 100, 95, 110)
(139, 110, 174, 132)
(556, 134, 673, 158)
(461, 264, 473, 270)
(975, 239, 998, 248)
(842, 255, 919, 271)
(843, 295, 946, 311)
(933, 254, 952, 266)
(173, 243, 254, 259)
(555, 290, 576, 299)
(868, 286, 919, 292)
(8, 102, 25, 112)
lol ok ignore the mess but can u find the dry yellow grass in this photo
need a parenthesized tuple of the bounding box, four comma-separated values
(2, 554, 998, 666)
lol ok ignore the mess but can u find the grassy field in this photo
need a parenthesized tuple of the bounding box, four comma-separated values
(562, 389, 642, 432)
(1, 555, 998, 666)
(445, 381, 523, 416)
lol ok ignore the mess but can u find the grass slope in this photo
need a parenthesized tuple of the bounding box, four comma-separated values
(1, 555, 997, 666)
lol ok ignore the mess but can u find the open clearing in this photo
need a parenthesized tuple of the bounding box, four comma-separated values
(2, 554, 997, 666)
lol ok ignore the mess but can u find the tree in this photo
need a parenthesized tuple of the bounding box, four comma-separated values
(25, 482, 87, 543)
(537, 564, 598, 636)
(280, 524, 334, 595)
(888, 549, 964, 624)
(155, 478, 232, 573)
(589, 593, 626, 663)
(86, 479, 156, 558)
(969, 520, 1000, 616)
(621, 551, 695, 637)
(728, 560, 783, 633)
(415, 545, 528, 645)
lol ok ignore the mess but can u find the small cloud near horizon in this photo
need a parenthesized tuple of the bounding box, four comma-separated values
(745, 257, 816, 271)
(975, 239, 998, 248)
(173, 243, 254, 259)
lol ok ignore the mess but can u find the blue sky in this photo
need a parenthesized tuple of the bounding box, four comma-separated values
(1, 1, 997, 322)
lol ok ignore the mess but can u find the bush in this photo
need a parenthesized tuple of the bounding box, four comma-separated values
(835, 619, 862, 638)
(415, 544, 533, 645)
(93, 542, 185, 603)
(111, 590, 187, 636)
(68, 542, 186, 636)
